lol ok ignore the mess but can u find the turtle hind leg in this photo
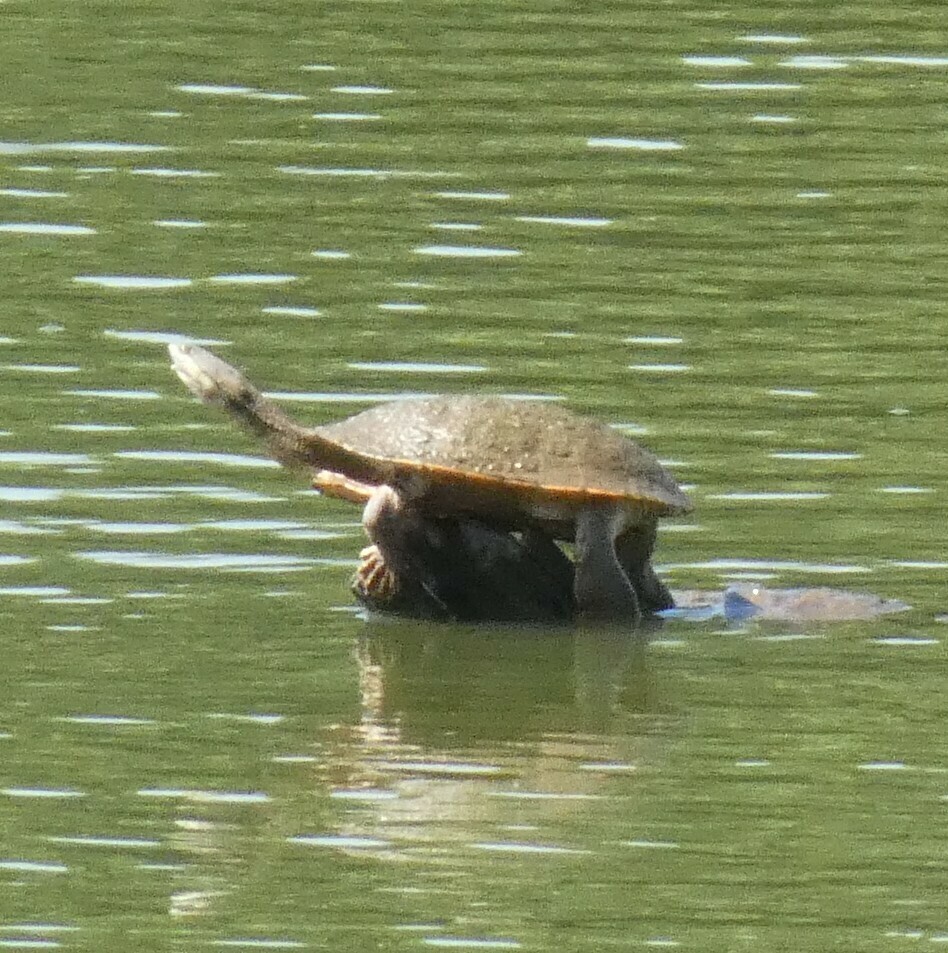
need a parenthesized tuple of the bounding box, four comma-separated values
(615, 522, 674, 613)
(573, 508, 640, 622)
(356, 485, 452, 619)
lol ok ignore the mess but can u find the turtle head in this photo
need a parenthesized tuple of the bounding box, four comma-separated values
(168, 342, 258, 410)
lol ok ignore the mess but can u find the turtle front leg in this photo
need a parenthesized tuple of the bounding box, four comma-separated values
(573, 508, 640, 622)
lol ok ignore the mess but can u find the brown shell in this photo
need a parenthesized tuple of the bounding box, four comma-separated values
(315, 396, 691, 521)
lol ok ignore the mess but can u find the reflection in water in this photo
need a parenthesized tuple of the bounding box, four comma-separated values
(144, 623, 676, 931)
(327, 622, 664, 820)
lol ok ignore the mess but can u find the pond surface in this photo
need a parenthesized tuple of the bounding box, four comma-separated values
(1, 1, 946, 950)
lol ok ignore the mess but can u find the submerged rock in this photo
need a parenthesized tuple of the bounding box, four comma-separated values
(668, 584, 910, 623)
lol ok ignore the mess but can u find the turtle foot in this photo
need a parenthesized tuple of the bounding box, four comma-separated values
(353, 544, 399, 604)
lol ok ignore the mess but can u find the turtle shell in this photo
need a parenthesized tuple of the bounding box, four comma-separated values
(315, 396, 691, 531)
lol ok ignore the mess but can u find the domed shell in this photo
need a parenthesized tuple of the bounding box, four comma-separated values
(315, 396, 691, 519)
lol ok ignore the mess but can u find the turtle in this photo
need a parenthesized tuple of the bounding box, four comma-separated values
(167, 342, 692, 621)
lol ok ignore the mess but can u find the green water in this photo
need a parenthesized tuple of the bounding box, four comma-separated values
(1, 0, 946, 949)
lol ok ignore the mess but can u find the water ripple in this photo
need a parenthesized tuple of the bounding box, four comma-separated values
(75, 551, 325, 572)
(472, 840, 590, 855)
(2, 788, 85, 799)
(0, 187, 70, 198)
(210, 941, 307, 950)
(262, 306, 322, 317)
(0, 859, 68, 874)
(281, 165, 431, 179)
(422, 939, 522, 950)
(114, 451, 278, 468)
(176, 84, 255, 96)
(414, 245, 520, 258)
(708, 491, 830, 501)
(433, 190, 510, 201)
(208, 273, 296, 285)
(665, 558, 870, 574)
(331, 85, 393, 95)
(682, 55, 752, 67)
(104, 329, 228, 346)
(138, 788, 270, 803)
(780, 55, 848, 70)
(73, 275, 192, 290)
(48, 836, 160, 849)
(770, 451, 861, 460)
(371, 760, 512, 778)
(0, 223, 95, 236)
(347, 361, 486, 374)
(514, 215, 612, 227)
(587, 137, 684, 151)
(2, 364, 81, 374)
(313, 112, 382, 121)
(0, 452, 94, 466)
(0, 140, 172, 155)
(131, 168, 220, 178)
(740, 34, 807, 44)
(289, 834, 391, 849)
(59, 715, 156, 726)
(696, 82, 802, 91)
(377, 302, 428, 312)
(66, 388, 162, 399)
(153, 219, 207, 228)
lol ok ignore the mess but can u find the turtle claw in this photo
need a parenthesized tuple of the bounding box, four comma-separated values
(353, 543, 399, 604)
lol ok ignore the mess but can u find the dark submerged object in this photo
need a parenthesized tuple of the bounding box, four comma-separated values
(168, 343, 692, 622)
